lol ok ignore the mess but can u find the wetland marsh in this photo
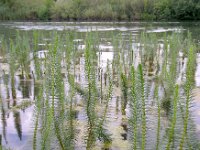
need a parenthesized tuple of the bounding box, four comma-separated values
(0, 22, 200, 150)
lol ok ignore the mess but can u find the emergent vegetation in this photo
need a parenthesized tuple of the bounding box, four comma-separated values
(0, 28, 199, 149)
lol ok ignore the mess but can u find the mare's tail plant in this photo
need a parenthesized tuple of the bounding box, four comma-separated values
(33, 84, 43, 150)
(85, 34, 98, 149)
(154, 84, 161, 150)
(166, 85, 179, 150)
(138, 64, 146, 150)
(120, 72, 128, 115)
(130, 66, 137, 150)
(97, 61, 113, 144)
(33, 31, 42, 80)
(129, 64, 146, 150)
(49, 34, 69, 150)
(179, 45, 197, 149)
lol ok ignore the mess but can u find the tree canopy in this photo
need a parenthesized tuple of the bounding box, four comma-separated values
(0, 0, 199, 20)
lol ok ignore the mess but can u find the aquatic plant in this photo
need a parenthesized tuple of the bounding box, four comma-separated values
(97, 61, 113, 144)
(33, 85, 43, 150)
(120, 72, 128, 115)
(84, 34, 97, 149)
(154, 84, 161, 150)
(1, 29, 200, 150)
(129, 64, 147, 150)
(33, 31, 42, 80)
(179, 45, 196, 149)
(130, 66, 137, 150)
(138, 64, 146, 150)
(15, 32, 31, 79)
(166, 84, 179, 150)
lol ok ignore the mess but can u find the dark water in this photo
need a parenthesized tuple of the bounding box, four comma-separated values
(0, 21, 200, 150)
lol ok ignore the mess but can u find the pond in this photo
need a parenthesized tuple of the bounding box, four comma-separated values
(0, 21, 200, 150)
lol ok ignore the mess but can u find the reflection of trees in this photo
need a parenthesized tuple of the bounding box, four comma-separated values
(1, 104, 8, 144)
(3, 71, 10, 100)
(11, 75, 16, 99)
(20, 81, 31, 99)
(0, 76, 8, 144)
(13, 101, 22, 141)
(13, 110, 22, 141)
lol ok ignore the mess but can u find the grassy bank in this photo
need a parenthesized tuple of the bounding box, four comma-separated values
(0, 0, 200, 21)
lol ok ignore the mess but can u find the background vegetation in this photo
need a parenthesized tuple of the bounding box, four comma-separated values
(0, 0, 200, 21)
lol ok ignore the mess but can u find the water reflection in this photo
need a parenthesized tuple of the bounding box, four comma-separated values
(19, 81, 32, 99)
(1, 103, 7, 144)
(1, 107, 34, 149)
(13, 110, 22, 140)
(0, 74, 34, 149)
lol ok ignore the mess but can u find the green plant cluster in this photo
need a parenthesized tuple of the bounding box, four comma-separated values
(0, 29, 199, 149)
(0, 0, 200, 20)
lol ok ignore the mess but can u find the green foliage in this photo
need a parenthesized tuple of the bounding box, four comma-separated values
(0, 0, 53, 20)
(1, 0, 200, 20)
(154, 0, 172, 20)
(171, 0, 198, 20)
